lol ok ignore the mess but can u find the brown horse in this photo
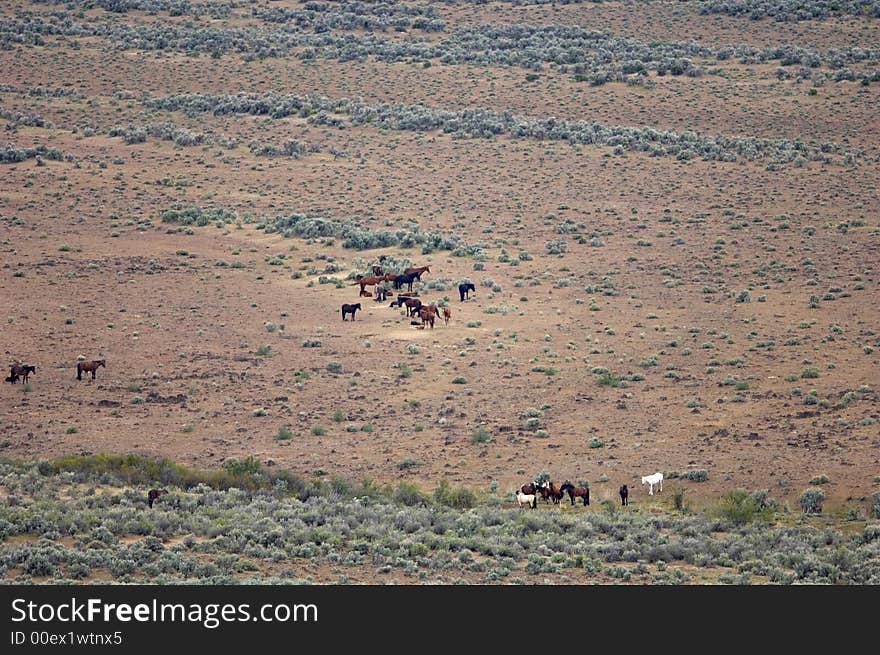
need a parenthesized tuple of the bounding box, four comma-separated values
(354, 273, 394, 294)
(9, 364, 35, 384)
(419, 305, 436, 329)
(441, 307, 451, 326)
(619, 484, 629, 506)
(547, 481, 565, 505)
(404, 266, 430, 280)
(392, 296, 422, 317)
(371, 265, 384, 276)
(76, 359, 105, 380)
(560, 481, 590, 506)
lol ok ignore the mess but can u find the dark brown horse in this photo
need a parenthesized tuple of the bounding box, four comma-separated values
(391, 296, 422, 316)
(9, 364, 35, 384)
(147, 488, 168, 509)
(560, 481, 590, 506)
(404, 265, 430, 280)
(371, 265, 384, 276)
(619, 484, 629, 506)
(77, 360, 105, 380)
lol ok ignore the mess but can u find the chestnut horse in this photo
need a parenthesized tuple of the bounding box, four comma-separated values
(419, 305, 436, 329)
(77, 360, 105, 380)
(441, 307, 451, 325)
(354, 273, 394, 294)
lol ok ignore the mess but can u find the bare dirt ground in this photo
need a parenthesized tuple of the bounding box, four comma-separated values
(1, 1, 878, 525)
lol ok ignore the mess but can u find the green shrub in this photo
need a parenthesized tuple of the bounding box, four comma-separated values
(433, 480, 476, 509)
(471, 427, 491, 444)
(799, 488, 825, 514)
(393, 481, 427, 506)
(716, 489, 772, 526)
(683, 470, 708, 482)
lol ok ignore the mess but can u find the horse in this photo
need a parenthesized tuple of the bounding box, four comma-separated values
(459, 282, 476, 302)
(371, 265, 384, 276)
(516, 490, 537, 509)
(419, 305, 436, 329)
(441, 306, 451, 326)
(354, 273, 394, 294)
(77, 360, 105, 380)
(404, 266, 430, 280)
(619, 484, 629, 506)
(147, 488, 168, 509)
(341, 303, 362, 321)
(391, 296, 422, 316)
(547, 481, 565, 505)
(5, 373, 18, 383)
(393, 273, 418, 292)
(560, 481, 590, 506)
(641, 472, 663, 495)
(9, 364, 35, 384)
(374, 285, 389, 302)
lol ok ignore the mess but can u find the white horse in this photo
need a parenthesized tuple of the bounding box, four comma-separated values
(516, 490, 537, 509)
(641, 472, 663, 495)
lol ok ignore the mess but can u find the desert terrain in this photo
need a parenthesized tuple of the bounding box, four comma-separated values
(0, 0, 878, 584)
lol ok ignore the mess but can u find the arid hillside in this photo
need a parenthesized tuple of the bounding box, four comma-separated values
(1, 0, 878, 520)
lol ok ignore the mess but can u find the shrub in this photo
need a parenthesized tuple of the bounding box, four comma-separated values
(393, 481, 427, 506)
(799, 488, 826, 514)
(471, 427, 491, 444)
(716, 489, 771, 526)
(433, 480, 476, 509)
(683, 470, 709, 482)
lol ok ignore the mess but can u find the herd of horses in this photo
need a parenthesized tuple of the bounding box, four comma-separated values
(515, 473, 663, 509)
(342, 260, 475, 329)
(5, 360, 106, 385)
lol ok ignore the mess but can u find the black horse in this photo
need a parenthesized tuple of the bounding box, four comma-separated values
(5, 373, 19, 383)
(147, 489, 168, 509)
(459, 282, 476, 302)
(393, 273, 417, 292)
(619, 484, 629, 506)
(341, 303, 362, 321)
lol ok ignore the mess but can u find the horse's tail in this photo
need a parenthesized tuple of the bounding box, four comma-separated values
(76, 362, 81, 380)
